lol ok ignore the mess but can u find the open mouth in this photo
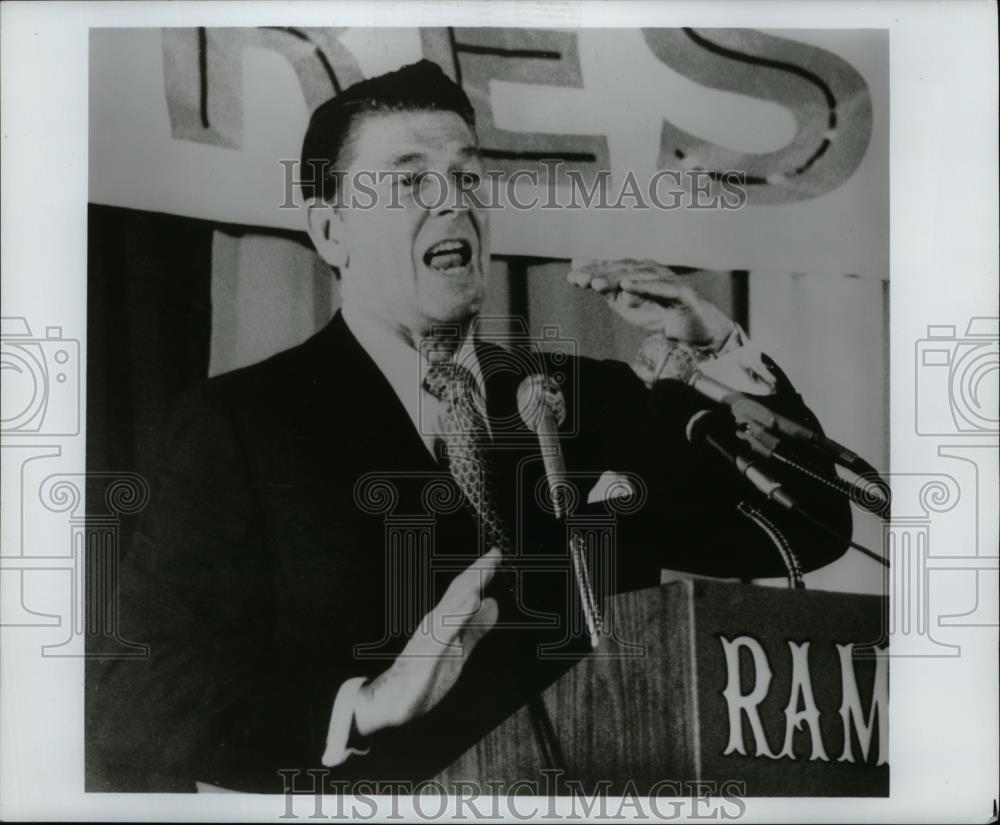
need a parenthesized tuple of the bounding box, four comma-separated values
(422, 239, 474, 274)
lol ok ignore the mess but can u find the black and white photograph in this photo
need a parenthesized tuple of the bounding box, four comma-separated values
(1, 2, 997, 822)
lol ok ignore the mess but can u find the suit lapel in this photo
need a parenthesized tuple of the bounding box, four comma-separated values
(302, 311, 439, 477)
(300, 318, 549, 531)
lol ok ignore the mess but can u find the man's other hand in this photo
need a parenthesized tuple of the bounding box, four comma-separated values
(567, 258, 735, 347)
(352, 547, 502, 737)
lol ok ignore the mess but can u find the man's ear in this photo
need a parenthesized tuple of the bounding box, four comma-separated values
(306, 199, 349, 269)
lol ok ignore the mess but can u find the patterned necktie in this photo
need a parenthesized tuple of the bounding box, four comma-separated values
(422, 362, 512, 557)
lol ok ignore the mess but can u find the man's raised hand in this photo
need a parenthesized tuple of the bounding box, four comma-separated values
(567, 258, 735, 347)
(352, 547, 502, 737)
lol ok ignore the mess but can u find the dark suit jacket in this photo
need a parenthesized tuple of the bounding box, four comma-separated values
(90, 311, 850, 792)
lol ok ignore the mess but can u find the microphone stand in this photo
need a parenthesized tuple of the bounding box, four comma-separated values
(549, 474, 604, 651)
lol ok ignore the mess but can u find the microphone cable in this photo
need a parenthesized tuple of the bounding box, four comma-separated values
(769, 448, 892, 518)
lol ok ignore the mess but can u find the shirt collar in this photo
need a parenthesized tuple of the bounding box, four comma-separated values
(341, 303, 488, 441)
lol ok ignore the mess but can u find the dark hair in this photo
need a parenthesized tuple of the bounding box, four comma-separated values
(299, 59, 476, 203)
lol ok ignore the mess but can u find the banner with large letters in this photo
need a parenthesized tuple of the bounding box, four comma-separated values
(90, 27, 887, 278)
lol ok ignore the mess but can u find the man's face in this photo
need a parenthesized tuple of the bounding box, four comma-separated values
(320, 109, 490, 339)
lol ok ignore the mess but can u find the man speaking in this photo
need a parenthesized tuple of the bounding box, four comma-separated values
(93, 60, 850, 792)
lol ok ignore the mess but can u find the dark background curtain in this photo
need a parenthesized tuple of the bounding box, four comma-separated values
(87, 204, 214, 498)
(86, 204, 215, 790)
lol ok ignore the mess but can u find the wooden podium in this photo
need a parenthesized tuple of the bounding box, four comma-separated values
(435, 580, 888, 796)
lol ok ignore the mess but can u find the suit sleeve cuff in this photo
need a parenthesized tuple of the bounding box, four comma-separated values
(698, 325, 778, 396)
(321, 676, 371, 768)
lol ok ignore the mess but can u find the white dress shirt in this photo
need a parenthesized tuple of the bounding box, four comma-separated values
(342, 305, 491, 457)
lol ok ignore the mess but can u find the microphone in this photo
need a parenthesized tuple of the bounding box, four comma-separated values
(517, 374, 602, 648)
(687, 369, 873, 476)
(685, 368, 890, 516)
(516, 374, 570, 518)
(686, 409, 889, 568)
(685, 410, 800, 512)
(690, 370, 821, 447)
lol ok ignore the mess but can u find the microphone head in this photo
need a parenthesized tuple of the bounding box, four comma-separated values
(634, 333, 700, 384)
(516, 375, 566, 433)
(685, 409, 716, 444)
